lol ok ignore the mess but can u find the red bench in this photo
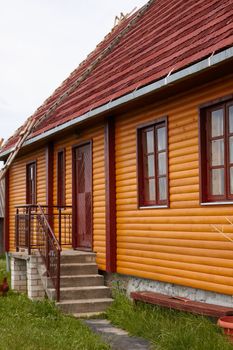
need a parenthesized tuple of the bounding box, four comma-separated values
(130, 291, 233, 318)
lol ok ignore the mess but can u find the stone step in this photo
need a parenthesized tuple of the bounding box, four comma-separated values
(61, 251, 96, 264)
(49, 286, 111, 300)
(57, 298, 113, 314)
(73, 312, 105, 318)
(59, 274, 104, 288)
(60, 263, 98, 276)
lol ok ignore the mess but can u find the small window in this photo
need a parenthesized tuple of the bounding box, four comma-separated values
(26, 162, 36, 204)
(200, 98, 233, 203)
(137, 118, 168, 207)
(57, 150, 65, 207)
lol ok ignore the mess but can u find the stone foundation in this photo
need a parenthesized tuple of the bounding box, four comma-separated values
(10, 252, 45, 300)
(103, 272, 233, 308)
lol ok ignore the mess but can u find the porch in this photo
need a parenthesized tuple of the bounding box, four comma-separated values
(15, 204, 72, 301)
(13, 205, 112, 314)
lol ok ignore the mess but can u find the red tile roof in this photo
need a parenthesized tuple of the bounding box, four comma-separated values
(2, 0, 233, 153)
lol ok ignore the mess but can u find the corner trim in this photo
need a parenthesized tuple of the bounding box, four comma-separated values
(46, 142, 54, 229)
(105, 117, 116, 273)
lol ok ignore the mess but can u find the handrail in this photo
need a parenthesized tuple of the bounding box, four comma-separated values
(35, 204, 61, 301)
(37, 204, 61, 301)
(15, 204, 72, 301)
(37, 204, 61, 251)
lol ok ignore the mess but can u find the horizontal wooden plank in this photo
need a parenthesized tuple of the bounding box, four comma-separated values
(130, 292, 233, 318)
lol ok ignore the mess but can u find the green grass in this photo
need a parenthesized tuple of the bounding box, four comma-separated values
(0, 257, 110, 350)
(106, 290, 233, 350)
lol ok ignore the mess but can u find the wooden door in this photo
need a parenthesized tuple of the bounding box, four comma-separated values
(74, 143, 92, 249)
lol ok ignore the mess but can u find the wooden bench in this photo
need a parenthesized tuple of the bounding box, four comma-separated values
(130, 291, 233, 318)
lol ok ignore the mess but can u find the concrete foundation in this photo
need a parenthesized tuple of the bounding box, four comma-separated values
(10, 252, 45, 300)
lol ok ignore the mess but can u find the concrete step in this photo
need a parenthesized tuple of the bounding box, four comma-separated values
(61, 251, 96, 264)
(49, 286, 111, 300)
(57, 298, 113, 314)
(59, 274, 104, 288)
(60, 263, 98, 276)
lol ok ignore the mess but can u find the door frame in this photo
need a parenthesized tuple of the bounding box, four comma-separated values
(72, 140, 93, 251)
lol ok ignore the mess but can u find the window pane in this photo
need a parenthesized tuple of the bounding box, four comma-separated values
(211, 139, 224, 166)
(149, 179, 156, 201)
(230, 136, 233, 164)
(159, 177, 167, 201)
(158, 152, 166, 175)
(147, 155, 155, 177)
(211, 169, 224, 195)
(145, 178, 156, 202)
(230, 167, 233, 194)
(157, 127, 166, 151)
(146, 130, 154, 153)
(211, 109, 223, 137)
(229, 106, 233, 133)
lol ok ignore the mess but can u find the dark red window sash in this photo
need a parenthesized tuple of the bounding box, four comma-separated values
(200, 98, 233, 203)
(137, 117, 168, 207)
(26, 161, 37, 205)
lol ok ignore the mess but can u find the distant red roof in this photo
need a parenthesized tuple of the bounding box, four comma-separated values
(2, 0, 233, 153)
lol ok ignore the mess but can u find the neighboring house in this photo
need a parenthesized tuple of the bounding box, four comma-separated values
(0, 0, 233, 308)
(0, 179, 4, 254)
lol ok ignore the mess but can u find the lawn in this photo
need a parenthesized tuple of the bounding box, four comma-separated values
(0, 256, 110, 350)
(2, 253, 233, 350)
(106, 289, 233, 350)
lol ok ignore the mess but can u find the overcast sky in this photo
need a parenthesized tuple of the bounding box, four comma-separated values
(0, 0, 147, 144)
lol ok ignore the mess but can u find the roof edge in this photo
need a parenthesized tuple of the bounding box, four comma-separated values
(1, 46, 233, 159)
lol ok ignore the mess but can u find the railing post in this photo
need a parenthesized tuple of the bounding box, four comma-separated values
(15, 208, 19, 252)
(28, 207, 31, 255)
(57, 250, 60, 302)
(58, 208, 62, 245)
(46, 230, 50, 275)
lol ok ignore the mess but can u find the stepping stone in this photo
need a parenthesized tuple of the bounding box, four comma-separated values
(83, 319, 151, 350)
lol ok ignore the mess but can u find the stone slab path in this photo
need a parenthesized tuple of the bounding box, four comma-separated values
(83, 319, 152, 350)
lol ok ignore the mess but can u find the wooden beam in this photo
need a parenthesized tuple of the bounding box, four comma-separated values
(131, 291, 233, 318)
(105, 117, 116, 272)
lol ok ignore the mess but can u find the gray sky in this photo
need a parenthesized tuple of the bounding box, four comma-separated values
(0, 0, 147, 144)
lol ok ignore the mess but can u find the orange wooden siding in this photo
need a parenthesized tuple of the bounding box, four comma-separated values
(115, 74, 233, 295)
(9, 148, 46, 251)
(53, 123, 106, 270)
(8, 124, 106, 269)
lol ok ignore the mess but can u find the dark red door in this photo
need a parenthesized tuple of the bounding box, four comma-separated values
(74, 143, 92, 249)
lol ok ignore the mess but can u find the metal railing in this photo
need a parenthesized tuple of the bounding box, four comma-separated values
(15, 204, 72, 301)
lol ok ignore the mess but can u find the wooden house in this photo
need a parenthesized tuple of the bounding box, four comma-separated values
(0, 0, 233, 310)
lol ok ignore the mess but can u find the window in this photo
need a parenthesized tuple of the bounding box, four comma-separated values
(200, 98, 233, 203)
(26, 162, 36, 204)
(57, 150, 65, 207)
(137, 118, 168, 207)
